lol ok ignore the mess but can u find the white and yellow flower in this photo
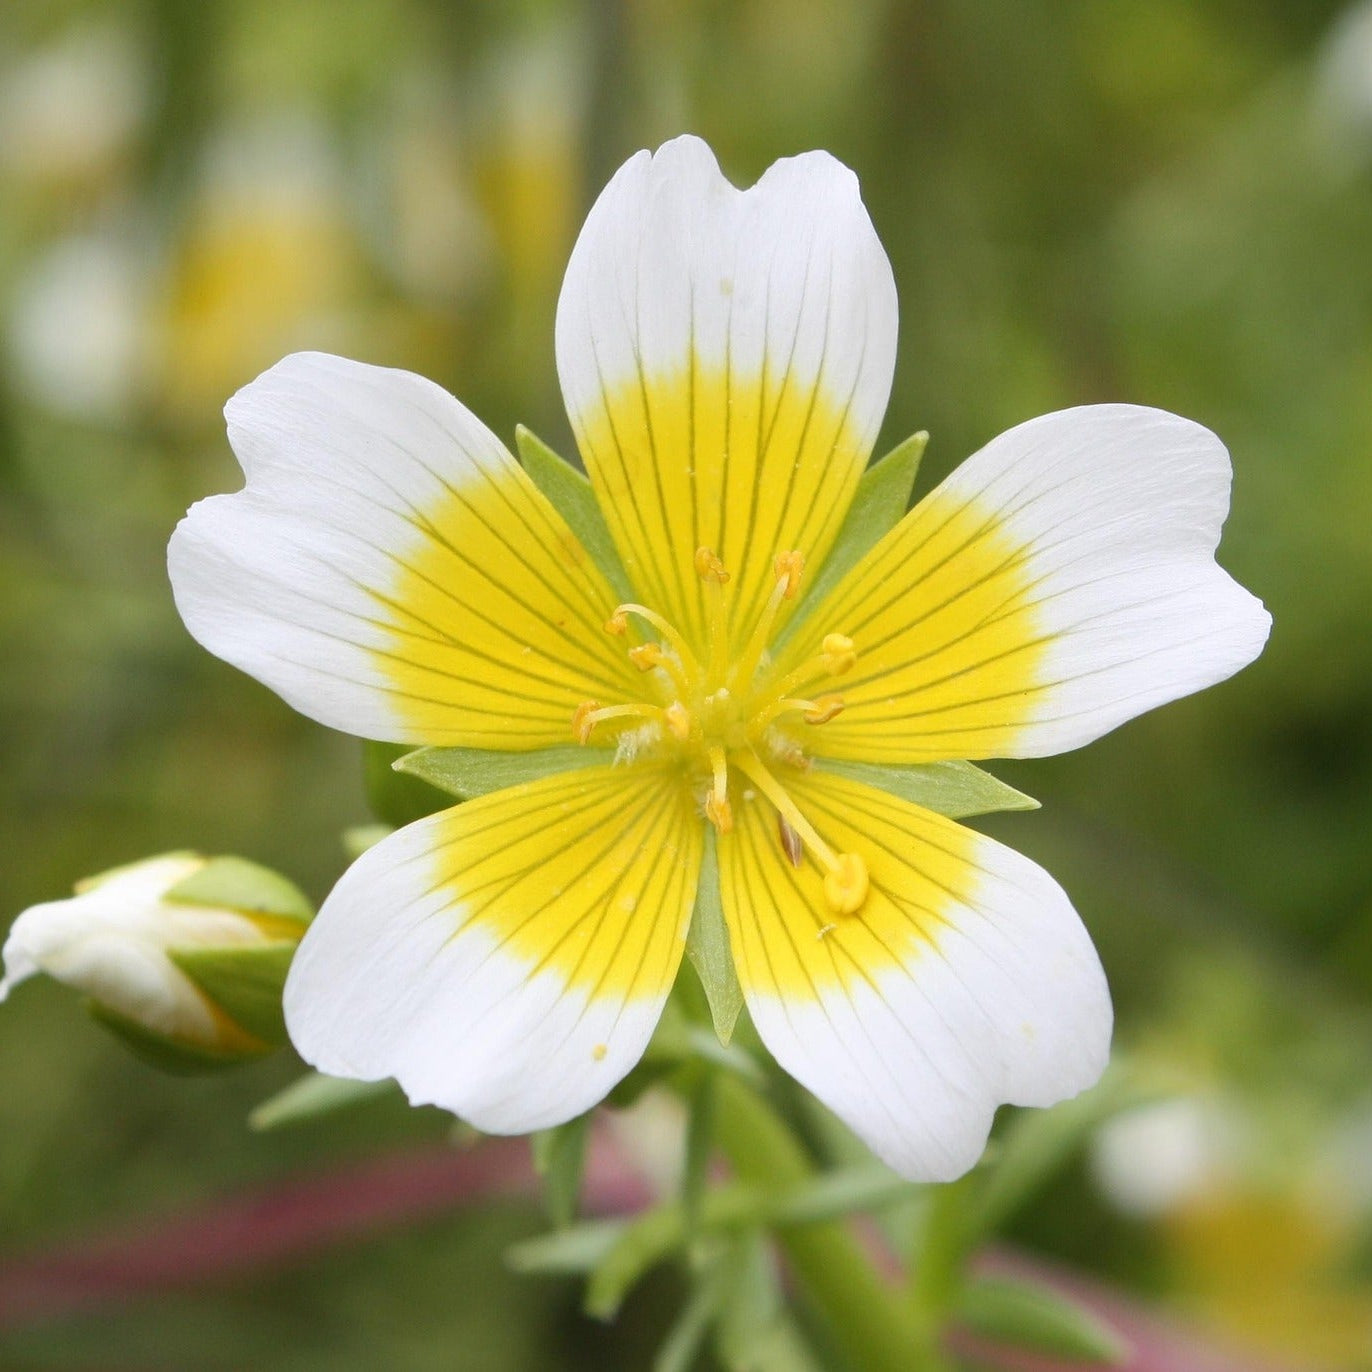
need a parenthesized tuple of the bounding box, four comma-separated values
(168, 137, 1269, 1179)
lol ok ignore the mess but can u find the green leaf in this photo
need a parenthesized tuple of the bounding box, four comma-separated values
(685, 828, 744, 1044)
(778, 430, 927, 650)
(364, 740, 454, 826)
(506, 1218, 627, 1277)
(85, 1001, 264, 1074)
(955, 1276, 1129, 1365)
(767, 1162, 913, 1227)
(532, 1112, 591, 1228)
(515, 425, 634, 601)
(810, 757, 1038, 820)
(394, 743, 610, 799)
(583, 1207, 685, 1319)
(165, 856, 313, 924)
(249, 1071, 400, 1131)
(167, 941, 297, 1045)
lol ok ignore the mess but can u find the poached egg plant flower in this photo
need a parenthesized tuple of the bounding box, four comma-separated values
(168, 137, 1269, 1181)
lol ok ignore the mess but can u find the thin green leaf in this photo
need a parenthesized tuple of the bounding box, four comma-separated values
(683, 1074, 717, 1233)
(810, 757, 1038, 820)
(685, 828, 744, 1044)
(777, 430, 927, 649)
(394, 743, 611, 799)
(715, 1234, 783, 1371)
(955, 1277, 1130, 1365)
(249, 1071, 399, 1131)
(364, 740, 454, 826)
(654, 1272, 725, 1372)
(506, 1218, 627, 1277)
(166, 856, 313, 924)
(769, 1162, 913, 1227)
(532, 1112, 591, 1228)
(515, 425, 634, 600)
(168, 941, 296, 1045)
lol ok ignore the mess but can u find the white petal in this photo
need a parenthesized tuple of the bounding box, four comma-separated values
(717, 770, 1111, 1181)
(284, 765, 701, 1133)
(169, 352, 634, 747)
(555, 135, 898, 656)
(785, 403, 1271, 761)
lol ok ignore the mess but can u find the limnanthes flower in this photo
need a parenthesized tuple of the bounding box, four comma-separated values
(168, 137, 1270, 1180)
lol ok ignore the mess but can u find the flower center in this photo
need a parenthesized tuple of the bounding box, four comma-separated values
(572, 548, 868, 916)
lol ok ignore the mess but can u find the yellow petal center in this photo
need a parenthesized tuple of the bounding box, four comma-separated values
(573, 549, 869, 914)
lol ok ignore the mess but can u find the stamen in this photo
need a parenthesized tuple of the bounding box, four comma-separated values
(573, 701, 662, 744)
(694, 547, 730, 584)
(734, 751, 869, 915)
(754, 694, 845, 731)
(611, 603, 702, 679)
(821, 633, 857, 675)
(696, 547, 730, 686)
(663, 701, 693, 742)
(730, 549, 805, 693)
(705, 745, 733, 833)
(628, 644, 661, 671)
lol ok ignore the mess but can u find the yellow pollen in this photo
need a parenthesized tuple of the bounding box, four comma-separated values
(628, 643, 662, 672)
(821, 633, 857, 675)
(663, 701, 693, 741)
(802, 694, 845, 725)
(571, 700, 600, 744)
(604, 610, 628, 635)
(592, 1043, 607, 1062)
(773, 550, 804, 599)
(694, 547, 730, 583)
(611, 602, 702, 678)
(823, 853, 869, 916)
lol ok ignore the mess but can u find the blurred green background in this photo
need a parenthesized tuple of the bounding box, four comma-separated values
(2, 0, 1371, 1367)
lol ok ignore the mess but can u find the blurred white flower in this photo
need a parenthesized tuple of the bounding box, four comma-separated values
(0, 20, 146, 185)
(7, 228, 153, 422)
(1091, 1097, 1240, 1218)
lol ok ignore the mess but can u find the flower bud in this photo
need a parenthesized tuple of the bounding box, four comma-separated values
(0, 852, 312, 1071)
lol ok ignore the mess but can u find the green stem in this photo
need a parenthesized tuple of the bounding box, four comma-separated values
(710, 1076, 947, 1372)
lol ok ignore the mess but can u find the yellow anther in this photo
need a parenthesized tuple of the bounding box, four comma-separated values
(773, 550, 804, 599)
(628, 643, 662, 672)
(694, 546, 730, 583)
(705, 791, 734, 834)
(572, 700, 601, 744)
(612, 603, 702, 679)
(823, 852, 869, 916)
(802, 694, 845, 725)
(604, 609, 628, 636)
(821, 633, 857, 675)
(663, 701, 693, 741)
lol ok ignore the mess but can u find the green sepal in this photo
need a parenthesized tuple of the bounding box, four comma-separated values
(531, 1111, 591, 1228)
(84, 1000, 267, 1074)
(364, 740, 455, 826)
(165, 856, 313, 925)
(682, 1073, 716, 1232)
(685, 828, 744, 1044)
(167, 941, 297, 1045)
(810, 757, 1038, 820)
(777, 430, 927, 651)
(394, 743, 611, 800)
(249, 1071, 400, 1131)
(515, 425, 634, 601)
(954, 1276, 1129, 1365)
